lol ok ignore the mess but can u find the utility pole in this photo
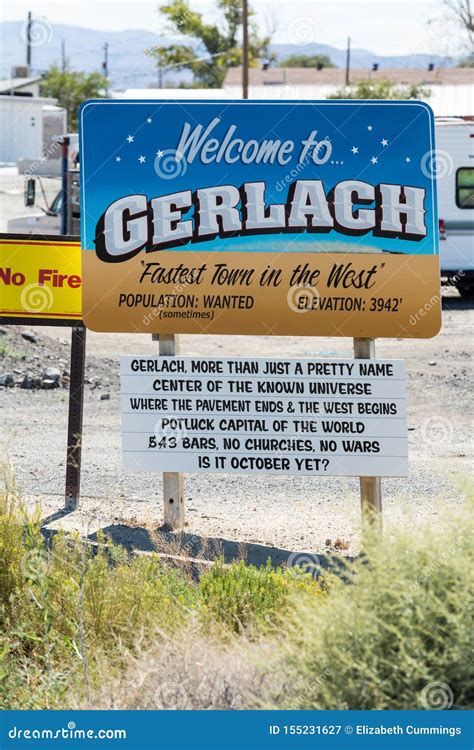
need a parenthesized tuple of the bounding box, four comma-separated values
(345, 36, 351, 87)
(242, 0, 249, 99)
(102, 43, 109, 95)
(26, 11, 32, 73)
(61, 40, 66, 72)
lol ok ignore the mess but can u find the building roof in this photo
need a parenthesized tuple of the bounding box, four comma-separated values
(223, 66, 474, 87)
(111, 87, 232, 99)
(0, 95, 58, 105)
(221, 82, 474, 116)
(0, 77, 43, 94)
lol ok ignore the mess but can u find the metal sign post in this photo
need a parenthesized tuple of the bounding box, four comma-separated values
(353, 337, 382, 531)
(152, 332, 184, 529)
(65, 323, 87, 509)
(59, 136, 69, 236)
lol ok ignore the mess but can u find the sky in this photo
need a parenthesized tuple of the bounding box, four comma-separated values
(1, 0, 460, 57)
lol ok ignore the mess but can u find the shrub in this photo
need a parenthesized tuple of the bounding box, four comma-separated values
(0, 474, 198, 708)
(328, 78, 431, 100)
(0, 468, 42, 616)
(1, 467, 472, 711)
(199, 559, 322, 635)
(270, 504, 474, 710)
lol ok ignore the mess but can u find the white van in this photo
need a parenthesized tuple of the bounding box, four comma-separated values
(6, 134, 79, 237)
(435, 117, 474, 297)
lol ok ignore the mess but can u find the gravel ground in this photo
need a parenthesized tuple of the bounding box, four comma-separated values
(0, 290, 472, 558)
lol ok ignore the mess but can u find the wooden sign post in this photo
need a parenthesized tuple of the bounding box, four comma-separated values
(353, 338, 382, 531)
(152, 333, 184, 529)
(79, 99, 441, 540)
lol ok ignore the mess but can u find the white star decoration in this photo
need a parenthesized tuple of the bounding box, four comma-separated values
(146, 117, 152, 124)
(405, 157, 411, 163)
(118, 129, 403, 176)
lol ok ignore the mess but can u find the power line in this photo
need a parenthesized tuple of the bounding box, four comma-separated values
(242, 0, 249, 99)
(26, 11, 32, 72)
(345, 36, 351, 86)
(102, 43, 109, 95)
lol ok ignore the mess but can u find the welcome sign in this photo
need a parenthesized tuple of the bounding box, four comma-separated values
(79, 100, 441, 337)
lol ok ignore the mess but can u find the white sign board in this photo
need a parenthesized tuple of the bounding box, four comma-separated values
(120, 357, 408, 477)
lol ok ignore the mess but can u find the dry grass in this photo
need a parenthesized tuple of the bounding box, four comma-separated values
(90, 618, 276, 710)
(1, 464, 472, 711)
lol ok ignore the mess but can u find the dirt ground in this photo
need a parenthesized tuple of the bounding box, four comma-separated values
(0, 288, 472, 559)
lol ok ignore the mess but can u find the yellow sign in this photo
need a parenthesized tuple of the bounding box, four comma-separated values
(0, 236, 82, 321)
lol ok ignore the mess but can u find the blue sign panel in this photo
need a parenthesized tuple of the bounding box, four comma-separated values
(79, 100, 441, 337)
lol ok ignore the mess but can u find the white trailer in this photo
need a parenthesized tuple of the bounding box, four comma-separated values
(435, 116, 474, 297)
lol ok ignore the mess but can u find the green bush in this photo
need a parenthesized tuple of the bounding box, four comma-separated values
(200, 558, 322, 635)
(0, 473, 198, 708)
(0, 469, 42, 615)
(1, 467, 472, 710)
(271, 506, 474, 710)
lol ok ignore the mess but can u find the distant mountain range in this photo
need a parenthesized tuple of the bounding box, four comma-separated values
(0, 21, 457, 90)
(270, 43, 456, 71)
